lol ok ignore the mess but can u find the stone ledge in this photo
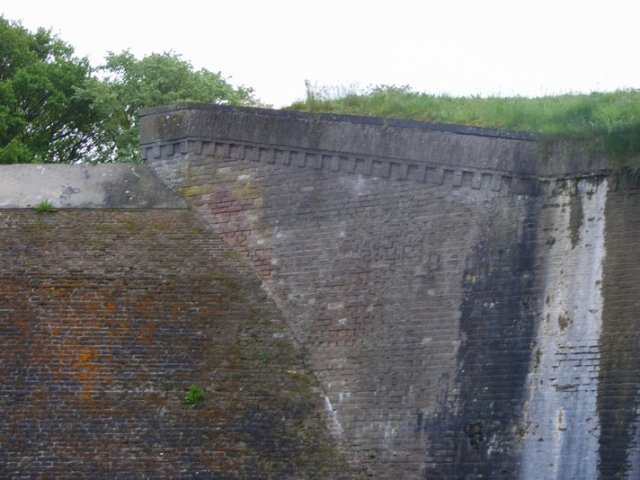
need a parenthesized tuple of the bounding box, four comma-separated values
(0, 164, 186, 209)
(139, 104, 610, 180)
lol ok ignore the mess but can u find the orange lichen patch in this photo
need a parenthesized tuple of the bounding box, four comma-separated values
(81, 384, 93, 402)
(75, 371, 94, 383)
(78, 349, 98, 364)
(31, 388, 48, 404)
(86, 300, 102, 311)
(138, 323, 156, 346)
(50, 325, 63, 336)
(12, 316, 29, 329)
(200, 306, 221, 318)
(1, 209, 352, 477)
(104, 301, 117, 312)
(203, 407, 224, 421)
(135, 297, 157, 320)
(70, 348, 103, 402)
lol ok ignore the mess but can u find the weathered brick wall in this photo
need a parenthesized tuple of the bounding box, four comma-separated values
(5, 104, 634, 478)
(140, 104, 640, 479)
(0, 207, 358, 478)
(598, 185, 640, 478)
(148, 154, 543, 478)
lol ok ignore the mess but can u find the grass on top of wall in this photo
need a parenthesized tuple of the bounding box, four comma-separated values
(287, 85, 640, 173)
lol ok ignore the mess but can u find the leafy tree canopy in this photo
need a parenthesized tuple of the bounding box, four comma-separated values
(0, 17, 257, 164)
(95, 51, 256, 163)
(0, 17, 98, 163)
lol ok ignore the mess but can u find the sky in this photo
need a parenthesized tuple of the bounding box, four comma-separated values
(1, 0, 638, 107)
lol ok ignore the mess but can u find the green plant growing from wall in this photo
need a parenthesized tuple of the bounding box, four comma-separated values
(35, 200, 57, 213)
(185, 385, 204, 406)
(48, 288, 61, 304)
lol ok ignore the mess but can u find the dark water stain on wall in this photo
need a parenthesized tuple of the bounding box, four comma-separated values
(568, 187, 584, 249)
(597, 189, 640, 479)
(425, 200, 539, 479)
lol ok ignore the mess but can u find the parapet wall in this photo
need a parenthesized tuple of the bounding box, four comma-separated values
(140, 104, 611, 195)
(141, 104, 640, 479)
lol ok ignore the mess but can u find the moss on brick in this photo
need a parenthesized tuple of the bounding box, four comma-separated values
(0, 209, 359, 478)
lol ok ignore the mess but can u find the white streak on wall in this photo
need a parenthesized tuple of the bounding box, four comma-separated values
(324, 394, 344, 437)
(520, 178, 607, 480)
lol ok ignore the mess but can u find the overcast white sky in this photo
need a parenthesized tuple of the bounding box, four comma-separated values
(2, 0, 638, 107)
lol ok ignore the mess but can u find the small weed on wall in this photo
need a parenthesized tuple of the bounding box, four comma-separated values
(185, 385, 204, 407)
(35, 200, 57, 213)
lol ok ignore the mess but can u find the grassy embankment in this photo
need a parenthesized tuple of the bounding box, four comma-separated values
(288, 86, 640, 174)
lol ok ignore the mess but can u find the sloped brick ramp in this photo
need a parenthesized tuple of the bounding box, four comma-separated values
(0, 206, 358, 478)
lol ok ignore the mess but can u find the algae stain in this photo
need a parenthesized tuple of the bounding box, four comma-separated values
(234, 181, 261, 201)
(224, 248, 244, 261)
(534, 348, 542, 370)
(24, 219, 54, 235)
(156, 111, 185, 136)
(181, 185, 208, 197)
(558, 312, 571, 331)
(568, 187, 584, 249)
(122, 219, 144, 233)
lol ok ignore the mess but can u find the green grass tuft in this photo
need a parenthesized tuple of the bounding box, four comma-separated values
(185, 384, 205, 406)
(288, 85, 640, 171)
(34, 200, 57, 213)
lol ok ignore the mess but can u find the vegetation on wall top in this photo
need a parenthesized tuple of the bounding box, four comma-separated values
(3, 15, 640, 171)
(288, 84, 640, 171)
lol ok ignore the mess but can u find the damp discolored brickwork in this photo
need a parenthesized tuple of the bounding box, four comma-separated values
(423, 198, 542, 479)
(598, 184, 640, 479)
(0, 103, 613, 478)
(141, 104, 617, 478)
(140, 104, 640, 479)
(145, 138, 537, 477)
(0, 208, 358, 479)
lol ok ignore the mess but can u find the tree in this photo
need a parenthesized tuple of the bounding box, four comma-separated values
(0, 17, 258, 164)
(93, 51, 257, 163)
(0, 17, 100, 163)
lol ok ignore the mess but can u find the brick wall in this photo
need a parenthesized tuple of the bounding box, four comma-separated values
(150, 153, 540, 478)
(0, 208, 358, 478)
(598, 185, 640, 478)
(5, 104, 638, 479)
(141, 104, 640, 479)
